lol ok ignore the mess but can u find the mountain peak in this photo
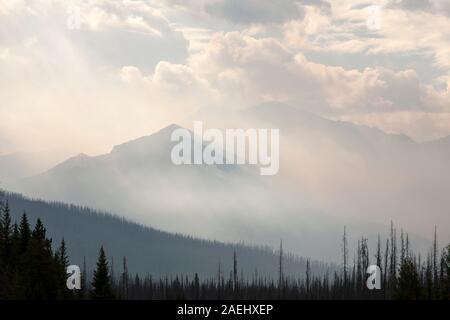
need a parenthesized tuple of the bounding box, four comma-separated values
(161, 123, 184, 132)
(63, 153, 90, 163)
(110, 124, 186, 156)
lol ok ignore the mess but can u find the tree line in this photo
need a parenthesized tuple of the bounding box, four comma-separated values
(0, 201, 113, 299)
(0, 201, 449, 300)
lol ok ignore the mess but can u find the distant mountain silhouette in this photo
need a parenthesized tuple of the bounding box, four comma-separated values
(6, 103, 443, 260)
(0, 149, 71, 184)
(1, 190, 330, 279)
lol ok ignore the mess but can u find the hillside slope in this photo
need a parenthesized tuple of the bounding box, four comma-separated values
(1, 190, 331, 279)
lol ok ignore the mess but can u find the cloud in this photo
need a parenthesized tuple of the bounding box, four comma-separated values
(188, 31, 450, 114)
(392, 0, 450, 17)
(0, 0, 192, 154)
(205, 0, 304, 24)
(1, 0, 450, 154)
(338, 111, 450, 142)
(162, 0, 330, 25)
(283, 2, 450, 70)
(71, 0, 188, 72)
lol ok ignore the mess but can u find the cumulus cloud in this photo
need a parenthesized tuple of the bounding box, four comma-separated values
(187, 32, 450, 116)
(162, 0, 330, 25)
(392, 0, 450, 17)
(205, 0, 304, 24)
(1, 0, 450, 155)
(283, 1, 450, 70)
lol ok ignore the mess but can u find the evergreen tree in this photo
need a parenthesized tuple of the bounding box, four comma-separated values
(19, 213, 31, 253)
(441, 245, 450, 299)
(395, 257, 421, 300)
(56, 239, 69, 270)
(342, 227, 348, 287)
(0, 201, 12, 298)
(233, 251, 238, 292)
(121, 256, 129, 299)
(90, 246, 115, 300)
(0, 201, 12, 261)
(55, 239, 72, 299)
(278, 240, 284, 293)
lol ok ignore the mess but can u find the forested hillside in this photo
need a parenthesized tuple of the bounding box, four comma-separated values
(1, 198, 448, 300)
(1, 190, 329, 279)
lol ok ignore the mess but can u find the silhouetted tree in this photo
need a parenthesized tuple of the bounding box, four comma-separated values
(90, 246, 115, 300)
(395, 257, 421, 300)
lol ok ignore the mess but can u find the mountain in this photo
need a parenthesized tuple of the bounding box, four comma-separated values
(423, 135, 450, 158)
(205, 102, 450, 243)
(7, 104, 440, 260)
(0, 149, 71, 185)
(1, 190, 330, 279)
(10, 124, 266, 237)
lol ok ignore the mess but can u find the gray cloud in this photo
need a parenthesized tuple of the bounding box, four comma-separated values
(203, 0, 330, 25)
(392, 0, 450, 16)
(205, 0, 303, 24)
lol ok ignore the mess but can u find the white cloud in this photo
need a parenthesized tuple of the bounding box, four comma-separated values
(283, 2, 450, 70)
(188, 31, 450, 114)
(1, 0, 450, 154)
(338, 111, 450, 142)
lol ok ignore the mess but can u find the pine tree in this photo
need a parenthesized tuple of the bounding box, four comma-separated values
(0, 201, 12, 298)
(121, 256, 129, 299)
(194, 273, 200, 299)
(432, 226, 439, 298)
(90, 246, 115, 300)
(56, 239, 69, 270)
(10, 222, 20, 266)
(395, 257, 421, 300)
(110, 256, 115, 289)
(78, 256, 87, 299)
(306, 259, 311, 298)
(0, 201, 12, 262)
(441, 245, 450, 299)
(30, 218, 53, 260)
(383, 238, 389, 298)
(278, 240, 284, 293)
(233, 251, 238, 292)
(19, 213, 31, 253)
(55, 238, 71, 299)
(342, 227, 348, 287)
(375, 235, 382, 297)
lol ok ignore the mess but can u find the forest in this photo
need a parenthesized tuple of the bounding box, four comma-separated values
(0, 199, 449, 300)
(2, 190, 325, 279)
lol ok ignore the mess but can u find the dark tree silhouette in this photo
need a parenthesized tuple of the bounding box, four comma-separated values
(90, 246, 115, 300)
(395, 257, 421, 300)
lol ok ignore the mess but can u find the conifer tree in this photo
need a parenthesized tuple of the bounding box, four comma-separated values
(395, 257, 421, 300)
(121, 256, 129, 299)
(55, 238, 72, 299)
(19, 213, 31, 253)
(0, 201, 12, 262)
(233, 251, 238, 292)
(342, 227, 348, 286)
(441, 245, 450, 299)
(56, 238, 69, 270)
(278, 240, 284, 293)
(90, 246, 115, 300)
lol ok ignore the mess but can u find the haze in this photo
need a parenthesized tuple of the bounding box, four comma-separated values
(1, 0, 450, 260)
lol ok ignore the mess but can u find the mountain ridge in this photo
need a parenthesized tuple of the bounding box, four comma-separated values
(1, 189, 330, 279)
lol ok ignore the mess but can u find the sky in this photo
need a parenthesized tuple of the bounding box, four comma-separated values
(1, 0, 450, 155)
